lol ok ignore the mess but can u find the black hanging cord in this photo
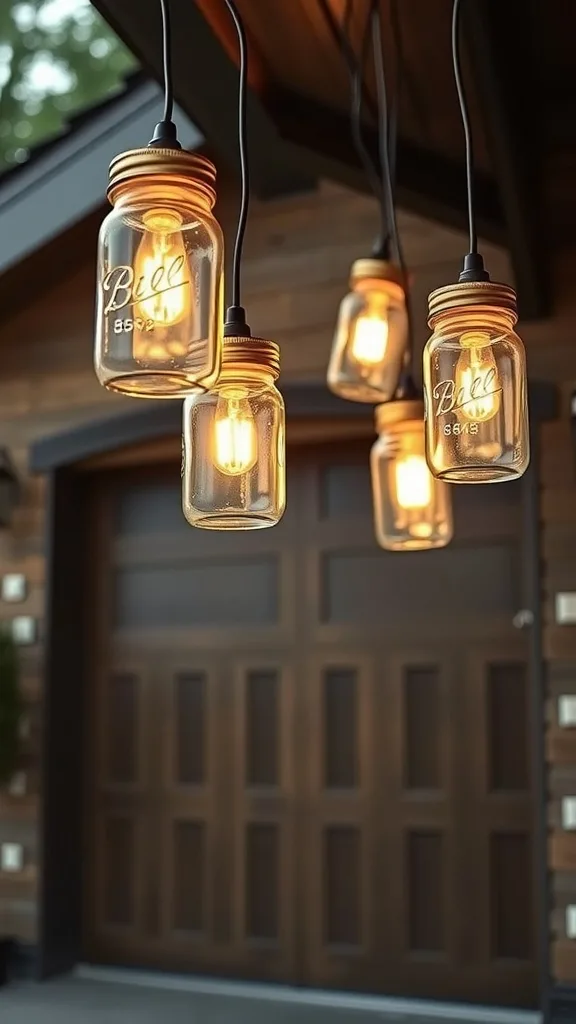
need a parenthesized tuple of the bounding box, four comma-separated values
(372, 0, 415, 384)
(451, 0, 489, 281)
(223, 0, 251, 337)
(352, 3, 388, 255)
(160, 0, 173, 123)
(317, 0, 394, 259)
(389, 0, 429, 147)
(371, 2, 401, 267)
(388, 0, 402, 191)
(149, 0, 181, 148)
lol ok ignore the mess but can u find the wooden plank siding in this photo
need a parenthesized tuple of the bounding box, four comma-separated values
(0, 177, 571, 988)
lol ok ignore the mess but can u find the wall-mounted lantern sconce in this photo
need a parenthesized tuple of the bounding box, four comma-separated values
(0, 450, 19, 528)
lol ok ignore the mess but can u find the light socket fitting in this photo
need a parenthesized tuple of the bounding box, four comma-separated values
(220, 336, 280, 379)
(375, 399, 425, 434)
(427, 280, 518, 328)
(350, 257, 405, 294)
(107, 148, 217, 206)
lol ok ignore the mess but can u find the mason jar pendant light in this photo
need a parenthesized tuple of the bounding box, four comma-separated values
(326, 0, 408, 404)
(183, 337, 285, 529)
(182, 0, 286, 530)
(94, 0, 223, 398)
(327, 257, 408, 403)
(422, 0, 529, 482)
(371, 379, 453, 552)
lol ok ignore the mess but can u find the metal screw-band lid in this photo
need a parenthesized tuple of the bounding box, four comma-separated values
(220, 336, 280, 378)
(427, 280, 518, 327)
(350, 258, 405, 293)
(108, 148, 217, 206)
(375, 398, 424, 432)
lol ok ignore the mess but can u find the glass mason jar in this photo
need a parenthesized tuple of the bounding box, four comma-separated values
(370, 399, 453, 551)
(327, 258, 408, 403)
(423, 281, 529, 483)
(182, 336, 285, 530)
(95, 148, 223, 398)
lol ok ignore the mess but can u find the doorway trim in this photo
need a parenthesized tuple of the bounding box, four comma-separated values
(30, 381, 556, 1012)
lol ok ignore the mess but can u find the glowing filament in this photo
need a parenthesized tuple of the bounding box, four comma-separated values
(351, 314, 389, 366)
(395, 454, 432, 511)
(455, 331, 501, 422)
(134, 209, 189, 326)
(213, 394, 257, 476)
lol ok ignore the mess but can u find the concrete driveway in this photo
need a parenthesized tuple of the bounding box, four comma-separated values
(0, 974, 541, 1024)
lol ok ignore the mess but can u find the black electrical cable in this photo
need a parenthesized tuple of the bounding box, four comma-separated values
(389, 0, 428, 146)
(222, 0, 250, 334)
(317, 0, 393, 257)
(371, 1, 401, 267)
(388, 0, 401, 191)
(149, 0, 180, 147)
(159, 0, 173, 123)
(352, 4, 388, 254)
(319, 0, 414, 378)
(370, 1, 415, 372)
(451, 0, 489, 281)
(452, 0, 476, 255)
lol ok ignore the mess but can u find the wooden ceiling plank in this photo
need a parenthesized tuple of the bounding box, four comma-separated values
(269, 84, 505, 246)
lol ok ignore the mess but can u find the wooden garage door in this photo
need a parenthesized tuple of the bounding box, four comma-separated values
(84, 442, 537, 1007)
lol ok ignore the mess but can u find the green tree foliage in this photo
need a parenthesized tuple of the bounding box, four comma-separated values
(0, 629, 21, 786)
(0, 0, 136, 170)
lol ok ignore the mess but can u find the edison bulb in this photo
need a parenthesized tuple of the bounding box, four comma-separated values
(350, 308, 390, 367)
(134, 209, 190, 326)
(213, 390, 257, 476)
(395, 454, 432, 511)
(327, 258, 408, 403)
(370, 399, 453, 551)
(454, 331, 501, 422)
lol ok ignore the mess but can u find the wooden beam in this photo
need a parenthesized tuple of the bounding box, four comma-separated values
(269, 84, 506, 246)
(462, 0, 550, 319)
(91, 0, 314, 199)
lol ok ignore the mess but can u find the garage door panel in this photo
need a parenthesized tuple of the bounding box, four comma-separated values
(320, 546, 519, 623)
(306, 654, 374, 798)
(110, 548, 297, 648)
(114, 558, 279, 629)
(227, 660, 298, 977)
(85, 444, 535, 1004)
(115, 477, 299, 546)
(305, 820, 374, 979)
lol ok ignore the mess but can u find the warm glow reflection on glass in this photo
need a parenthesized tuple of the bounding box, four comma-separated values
(370, 399, 453, 551)
(423, 282, 528, 483)
(455, 331, 501, 422)
(95, 149, 223, 398)
(326, 259, 408, 403)
(213, 392, 257, 476)
(395, 454, 432, 510)
(134, 209, 190, 326)
(182, 336, 285, 530)
(350, 314, 389, 366)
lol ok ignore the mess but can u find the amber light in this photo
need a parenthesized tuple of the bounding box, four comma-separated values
(370, 398, 453, 552)
(327, 258, 408, 403)
(422, 282, 529, 483)
(94, 148, 223, 399)
(213, 389, 258, 475)
(182, 336, 285, 530)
